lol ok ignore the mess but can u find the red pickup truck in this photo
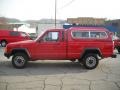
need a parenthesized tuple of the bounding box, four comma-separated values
(4, 27, 116, 69)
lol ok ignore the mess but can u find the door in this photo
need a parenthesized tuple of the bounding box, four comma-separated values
(36, 31, 67, 60)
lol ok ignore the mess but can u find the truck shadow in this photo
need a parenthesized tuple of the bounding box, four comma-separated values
(0, 61, 88, 76)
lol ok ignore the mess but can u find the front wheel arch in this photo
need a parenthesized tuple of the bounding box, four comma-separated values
(11, 49, 30, 59)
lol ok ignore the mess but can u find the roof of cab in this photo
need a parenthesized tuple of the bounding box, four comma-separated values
(44, 27, 109, 32)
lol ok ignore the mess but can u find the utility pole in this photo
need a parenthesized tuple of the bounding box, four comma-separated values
(55, 0, 57, 28)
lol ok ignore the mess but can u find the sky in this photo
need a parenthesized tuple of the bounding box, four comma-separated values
(0, 0, 120, 20)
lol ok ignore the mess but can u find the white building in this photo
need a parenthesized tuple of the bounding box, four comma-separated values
(18, 24, 36, 33)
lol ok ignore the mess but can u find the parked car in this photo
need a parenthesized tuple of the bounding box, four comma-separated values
(4, 27, 116, 69)
(112, 35, 120, 53)
(0, 30, 31, 47)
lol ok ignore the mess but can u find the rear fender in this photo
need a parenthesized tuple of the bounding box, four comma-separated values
(80, 48, 103, 60)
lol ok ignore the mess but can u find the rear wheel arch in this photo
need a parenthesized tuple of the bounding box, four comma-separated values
(80, 48, 102, 60)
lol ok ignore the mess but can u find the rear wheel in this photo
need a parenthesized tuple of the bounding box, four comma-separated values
(83, 54, 99, 69)
(12, 53, 28, 69)
(1, 40, 7, 47)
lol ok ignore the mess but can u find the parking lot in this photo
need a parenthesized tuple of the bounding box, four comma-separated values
(0, 47, 120, 90)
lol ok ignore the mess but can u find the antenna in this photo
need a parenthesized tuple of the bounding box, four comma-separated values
(55, 0, 57, 28)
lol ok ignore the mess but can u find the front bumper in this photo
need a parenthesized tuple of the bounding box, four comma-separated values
(4, 53, 11, 58)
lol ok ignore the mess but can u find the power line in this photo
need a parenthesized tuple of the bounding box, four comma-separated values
(54, 0, 76, 28)
(58, 0, 76, 10)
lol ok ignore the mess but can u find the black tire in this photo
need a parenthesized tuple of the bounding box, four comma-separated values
(1, 40, 7, 47)
(117, 47, 120, 53)
(12, 53, 28, 69)
(83, 54, 99, 69)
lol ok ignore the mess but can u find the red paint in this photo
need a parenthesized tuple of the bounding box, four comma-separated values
(5, 27, 114, 60)
(0, 30, 31, 44)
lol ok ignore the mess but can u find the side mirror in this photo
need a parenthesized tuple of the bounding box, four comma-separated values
(37, 38, 43, 43)
(45, 37, 49, 41)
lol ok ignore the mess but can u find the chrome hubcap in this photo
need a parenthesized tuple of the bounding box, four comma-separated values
(86, 56, 96, 67)
(14, 56, 25, 66)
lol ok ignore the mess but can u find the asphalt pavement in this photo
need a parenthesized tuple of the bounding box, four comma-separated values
(0, 47, 120, 90)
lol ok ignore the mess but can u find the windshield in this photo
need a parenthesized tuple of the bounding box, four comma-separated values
(21, 32, 28, 37)
(35, 30, 46, 41)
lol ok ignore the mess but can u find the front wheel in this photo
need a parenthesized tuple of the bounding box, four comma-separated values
(12, 53, 28, 69)
(83, 54, 99, 69)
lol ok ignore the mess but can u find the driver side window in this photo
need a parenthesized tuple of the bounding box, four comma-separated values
(43, 31, 59, 42)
